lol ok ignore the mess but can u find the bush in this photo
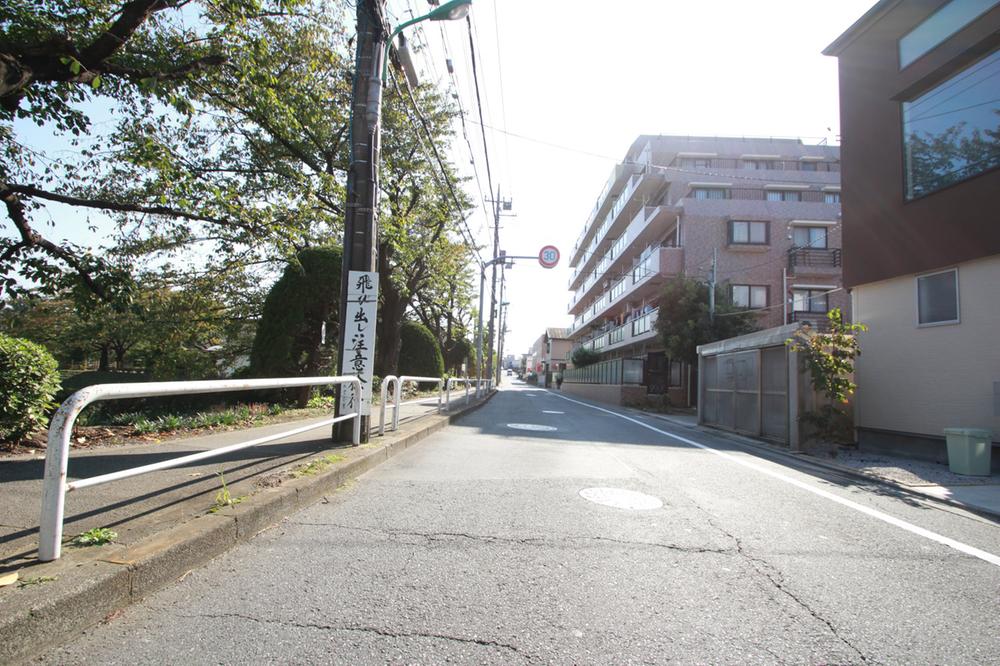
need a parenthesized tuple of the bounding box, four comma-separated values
(571, 346, 600, 368)
(0, 334, 61, 442)
(398, 320, 444, 389)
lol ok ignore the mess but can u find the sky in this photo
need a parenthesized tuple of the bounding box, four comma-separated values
(386, 0, 877, 357)
(8, 0, 878, 363)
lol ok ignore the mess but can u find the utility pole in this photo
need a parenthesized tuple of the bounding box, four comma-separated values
(495, 268, 506, 385)
(335, 0, 387, 443)
(484, 187, 513, 385)
(708, 247, 717, 322)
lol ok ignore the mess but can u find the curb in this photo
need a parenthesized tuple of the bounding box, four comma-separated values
(0, 392, 495, 665)
(642, 412, 1000, 522)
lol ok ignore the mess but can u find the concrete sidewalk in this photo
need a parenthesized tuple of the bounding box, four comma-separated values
(649, 411, 1000, 520)
(0, 392, 491, 665)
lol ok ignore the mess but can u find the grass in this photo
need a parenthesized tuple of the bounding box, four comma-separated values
(291, 454, 345, 478)
(208, 471, 247, 513)
(18, 575, 58, 588)
(70, 527, 117, 547)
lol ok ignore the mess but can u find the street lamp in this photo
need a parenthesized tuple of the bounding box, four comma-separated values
(383, 0, 472, 80)
(336, 0, 471, 443)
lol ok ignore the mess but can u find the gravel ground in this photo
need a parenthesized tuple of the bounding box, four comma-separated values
(827, 449, 998, 487)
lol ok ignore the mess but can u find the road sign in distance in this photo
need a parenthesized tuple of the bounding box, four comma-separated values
(538, 245, 560, 269)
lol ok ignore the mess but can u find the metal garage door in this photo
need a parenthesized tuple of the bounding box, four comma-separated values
(701, 345, 788, 444)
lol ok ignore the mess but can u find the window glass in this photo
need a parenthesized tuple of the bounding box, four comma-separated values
(793, 227, 827, 248)
(917, 269, 959, 324)
(732, 285, 749, 307)
(750, 286, 768, 308)
(899, 0, 999, 68)
(903, 48, 1000, 198)
(800, 161, 818, 171)
(694, 188, 727, 200)
(824, 192, 841, 203)
(731, 221, 749, 243)
(793, 289, 829, 312)
(749, 222, 767, 244)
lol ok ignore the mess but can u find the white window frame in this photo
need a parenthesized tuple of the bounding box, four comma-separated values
(915, 268, 961, 327)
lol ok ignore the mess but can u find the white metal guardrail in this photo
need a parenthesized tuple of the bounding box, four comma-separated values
(377, 375, 444, 435)
(445, 377, 472, 412)
(39, 376, 362, 562)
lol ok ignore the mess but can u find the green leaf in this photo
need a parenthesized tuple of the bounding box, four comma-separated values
(91, 75, 102, 90)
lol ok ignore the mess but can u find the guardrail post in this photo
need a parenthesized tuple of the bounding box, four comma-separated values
(445, 378, 452, 412)
(38, 392, 88, 561)
(379, 375, 397, 435)
(351, 377, 362, 444)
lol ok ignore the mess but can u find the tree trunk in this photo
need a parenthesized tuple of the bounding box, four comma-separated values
(97, 344, 110, 372)
(376, 278, 405, 378)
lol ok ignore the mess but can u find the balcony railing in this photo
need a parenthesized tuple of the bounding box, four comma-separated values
(788, 247, 842, 273)
(673, 157, 840, 172)
(790, 310, 832, 331)
(688, 188, 831, 203)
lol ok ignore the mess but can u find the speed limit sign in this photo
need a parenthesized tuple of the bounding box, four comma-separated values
(538, 245, 560, 269)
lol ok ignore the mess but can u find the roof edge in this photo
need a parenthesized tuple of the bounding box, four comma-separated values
(823, 0, 901, 57)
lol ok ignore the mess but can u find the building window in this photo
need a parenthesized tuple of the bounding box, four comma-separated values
(792, 289, 829, 313)
(680, 158, 712, 168)
(766, 190, 802, 202)
(693, 187, 729, 200)
(742, 160, 775, 170)
(824, 191, 841, 203)
(729, 220, 768, 245)
(732, 284, 768, 309)
(899, 0, 1000, 68)
(668, 360, 683, 387)
(902, 48, 1000, 199)
(792, 226, 828, 249)
(800, 161, 818, 172)
(917, 268, 960, 326)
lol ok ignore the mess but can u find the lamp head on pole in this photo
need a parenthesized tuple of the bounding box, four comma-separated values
(427, 0, 472, 21)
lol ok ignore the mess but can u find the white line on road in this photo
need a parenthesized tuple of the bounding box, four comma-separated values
(549, 391, 1000, 569)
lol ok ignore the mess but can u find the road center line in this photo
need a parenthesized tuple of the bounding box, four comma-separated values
(549, 391, 1000, 568)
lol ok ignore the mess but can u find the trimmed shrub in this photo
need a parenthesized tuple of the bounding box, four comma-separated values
(0, 334, 61, 442)
(571, 346, 601, 368)
(398, 320, 444, 389)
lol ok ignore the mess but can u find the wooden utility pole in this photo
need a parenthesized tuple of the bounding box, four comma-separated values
(336, 0, 387, 443)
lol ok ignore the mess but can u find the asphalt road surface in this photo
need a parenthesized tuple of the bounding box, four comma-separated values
(39, 382, 1000, 664)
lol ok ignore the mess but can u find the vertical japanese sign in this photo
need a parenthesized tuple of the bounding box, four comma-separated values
(338, 271, 379, 417)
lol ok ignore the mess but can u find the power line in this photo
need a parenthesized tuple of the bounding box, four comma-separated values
(465, 15, 495, 202)
(389, 69, 484, 267)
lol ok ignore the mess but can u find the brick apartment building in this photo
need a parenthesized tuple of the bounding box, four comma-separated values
(825, 0, 1000, 465)
(565, 135, 846, 406)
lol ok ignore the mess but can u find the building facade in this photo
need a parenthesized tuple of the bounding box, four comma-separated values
(527, 327, 573, 387)
(566, 135, 846, 405)
(825, 0, 1000, 464)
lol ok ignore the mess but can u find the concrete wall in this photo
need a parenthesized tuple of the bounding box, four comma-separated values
(853, 254, 1000, 459)
(562, 383, 645, 407)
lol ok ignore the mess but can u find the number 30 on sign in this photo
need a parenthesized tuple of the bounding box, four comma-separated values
(538, 245, 559, 269)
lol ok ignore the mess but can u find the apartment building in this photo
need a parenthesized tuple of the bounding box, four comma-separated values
(824, 0, 1000, 465)
(566, 135, 845, 406)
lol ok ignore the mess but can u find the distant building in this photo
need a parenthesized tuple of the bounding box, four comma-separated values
(529, 328, 573, 387)
(566, 135, 844, 406)
(825, 0, 1000, 465)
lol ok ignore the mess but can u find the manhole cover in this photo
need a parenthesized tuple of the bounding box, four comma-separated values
(542, 410, 564, 414)
(579, 487, 663, 511)
(507, 423, 558, 432)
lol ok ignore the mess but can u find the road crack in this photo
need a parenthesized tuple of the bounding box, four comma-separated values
(287, 521, 730, 553)
(181, 612, 533, 660)
(702, 516, 870, 664)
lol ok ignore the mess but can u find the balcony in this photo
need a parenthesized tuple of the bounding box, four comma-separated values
(570, 163, 644, 268)
(790, 310, 832, 332)
(572, 308, 660, 354)
(568, 247, 682, 334)
(569, 169, 669, 290)
(788, 247, 842, 275)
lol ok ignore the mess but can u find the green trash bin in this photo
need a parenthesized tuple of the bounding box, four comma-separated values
(943, 428, 993, 476)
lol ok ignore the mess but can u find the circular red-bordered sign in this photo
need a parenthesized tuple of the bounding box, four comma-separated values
(538, 245, 560, 269)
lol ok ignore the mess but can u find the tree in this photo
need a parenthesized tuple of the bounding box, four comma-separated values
(249, 245, 341, 405)
(398, 320, 443, 384)
(785, 308, 867, 443)
(656, 277, 758, 364)
(1, 0, 301, 301)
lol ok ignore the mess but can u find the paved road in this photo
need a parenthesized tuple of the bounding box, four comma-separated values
(39, 383, 1000, 664)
